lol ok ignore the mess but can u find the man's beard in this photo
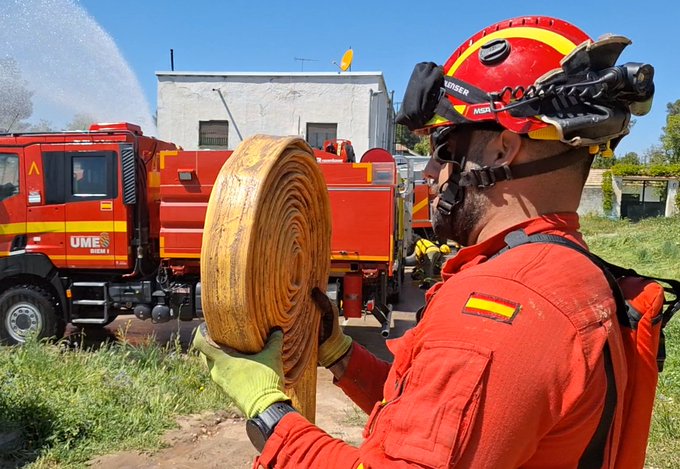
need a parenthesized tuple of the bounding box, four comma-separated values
(432, 186, 487, 246)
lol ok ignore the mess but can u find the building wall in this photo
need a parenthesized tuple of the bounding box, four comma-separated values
(578, 187, 605, 216)
(666, 179, 679, 217)
(612, 176, 623, 218)
(579, 169, 605, 217)
(156, 72, 394, 157)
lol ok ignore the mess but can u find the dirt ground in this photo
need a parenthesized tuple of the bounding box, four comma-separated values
(88, 369, 366, 469)
(83, 280, 425, 468)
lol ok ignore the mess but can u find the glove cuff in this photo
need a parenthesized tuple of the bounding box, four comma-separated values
(318, 333, 353, 368)
(248, 389, 292, 419)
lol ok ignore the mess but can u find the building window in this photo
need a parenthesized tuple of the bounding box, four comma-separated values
(306, 123, 337, 150)
(199, 120, 229, 148)
(0, 154, 19, 201)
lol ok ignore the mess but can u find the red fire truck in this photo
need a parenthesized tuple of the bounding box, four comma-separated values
(406, 156, 435, 239)
(0, 123, 405, 344)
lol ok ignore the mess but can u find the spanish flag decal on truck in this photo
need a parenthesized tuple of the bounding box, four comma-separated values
(462, 292, 521, 324)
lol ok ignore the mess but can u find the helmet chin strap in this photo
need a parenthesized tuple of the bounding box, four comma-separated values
(434, 140, 586, 217)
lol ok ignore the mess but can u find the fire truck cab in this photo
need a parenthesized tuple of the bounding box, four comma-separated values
(0, 123, 178, 344)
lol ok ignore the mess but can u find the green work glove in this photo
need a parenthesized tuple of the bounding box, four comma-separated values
(311, 287, 353, 368)
(192, 323, 290, 419)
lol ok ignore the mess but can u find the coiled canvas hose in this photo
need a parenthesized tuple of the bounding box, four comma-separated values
(201, 135, 331, 422)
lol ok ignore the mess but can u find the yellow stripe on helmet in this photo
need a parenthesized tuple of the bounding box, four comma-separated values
(448, 27, 578, 76)
(424, 105, 467, 128)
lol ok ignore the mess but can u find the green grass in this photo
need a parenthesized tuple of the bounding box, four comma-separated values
(581, 215, 680, 467)
(0, 328, 229, 468)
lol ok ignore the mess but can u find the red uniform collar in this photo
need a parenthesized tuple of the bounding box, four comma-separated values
(425, 212, 584, 302)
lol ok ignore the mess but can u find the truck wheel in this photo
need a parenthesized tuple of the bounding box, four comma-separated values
(0, 285, 66, 345)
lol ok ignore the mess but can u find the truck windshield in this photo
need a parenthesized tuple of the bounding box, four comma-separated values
(0, 154, 19, 201)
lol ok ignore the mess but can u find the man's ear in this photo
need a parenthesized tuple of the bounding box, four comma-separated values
(487, 130, 523, 166)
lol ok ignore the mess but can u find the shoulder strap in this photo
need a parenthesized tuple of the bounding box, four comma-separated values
(578, 343, 617, 469)
(500, 229, 680, 370)
(498, 230, 630, 327)
(496, 230, 619, 469)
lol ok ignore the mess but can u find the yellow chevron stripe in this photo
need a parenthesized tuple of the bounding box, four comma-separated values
(160, 150, 178, 170)
(352, 163, 373, 183)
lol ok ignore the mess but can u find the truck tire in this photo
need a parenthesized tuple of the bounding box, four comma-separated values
(0, 285, 66, 345)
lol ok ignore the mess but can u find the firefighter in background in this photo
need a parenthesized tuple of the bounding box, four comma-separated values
(193, 16, 655, 467)
(405, 235, 455, 288)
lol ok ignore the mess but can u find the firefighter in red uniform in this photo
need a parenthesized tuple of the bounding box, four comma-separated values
(193, 16, 655, 468)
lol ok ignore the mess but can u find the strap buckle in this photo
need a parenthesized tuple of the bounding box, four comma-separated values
(467, 165, 513, 188)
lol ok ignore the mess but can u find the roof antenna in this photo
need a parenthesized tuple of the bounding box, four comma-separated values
(294, 57, 319, 72)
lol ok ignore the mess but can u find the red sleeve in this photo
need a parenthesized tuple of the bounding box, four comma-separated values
(334, 342, 391, 414)
(254, 412, 361, 469)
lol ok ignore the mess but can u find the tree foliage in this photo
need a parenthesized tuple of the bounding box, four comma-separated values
(27, 120, 55, 132)
(65, 113, 97, 131)
(591, 155, 615, 169)
(618, 151, 641, 165)
(610, 163, 680, 178)
(413, 136, 431, 156)
(395, 124, 420, 150)
(0, 57, 33, 132)
(662, 114, 680, 164)
(643, 144, 668, 166)
(667, 99, 680, 118)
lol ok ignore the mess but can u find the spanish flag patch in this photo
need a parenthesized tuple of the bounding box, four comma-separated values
(462, 292, 521, 324)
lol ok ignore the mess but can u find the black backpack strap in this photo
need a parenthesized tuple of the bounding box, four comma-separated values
(578, 343, 617, 469)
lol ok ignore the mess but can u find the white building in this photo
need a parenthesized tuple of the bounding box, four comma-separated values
(579, 169, 680, 220)
(156, 71, 395, 158)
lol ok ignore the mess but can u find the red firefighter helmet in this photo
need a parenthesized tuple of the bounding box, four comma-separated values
(434, 17, 590, 135)
(396, 16, 654, 149)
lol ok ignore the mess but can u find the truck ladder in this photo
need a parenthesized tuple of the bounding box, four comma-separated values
(70, 282, 111, 325)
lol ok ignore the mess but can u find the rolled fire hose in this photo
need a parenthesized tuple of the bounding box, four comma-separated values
(200, 135, 332, 422)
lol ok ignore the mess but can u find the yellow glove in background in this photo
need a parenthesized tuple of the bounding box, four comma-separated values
(311, 287, 352, 368)
(192, 323, 290, 419)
